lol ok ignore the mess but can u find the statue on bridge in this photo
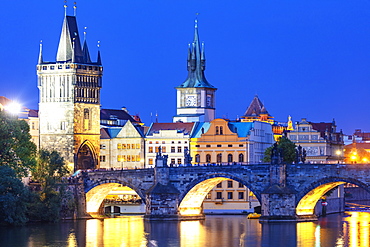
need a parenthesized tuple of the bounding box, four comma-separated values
(271, 142, 283, 164)
(184, 147, 192, 166)
(295, 145, 307, 164)
(155, 146, 168, 167)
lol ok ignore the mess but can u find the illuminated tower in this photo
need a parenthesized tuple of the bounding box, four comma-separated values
(37, 6, 102, 170)
(173, 19, 217, 123)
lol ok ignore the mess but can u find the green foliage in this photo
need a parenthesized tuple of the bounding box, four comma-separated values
(26, 149, 71, 222)
(263, 137, 297, 163)
(32, 149, 69, 190)
(0, 165, 29, 225)
(0, 111, 37, 177)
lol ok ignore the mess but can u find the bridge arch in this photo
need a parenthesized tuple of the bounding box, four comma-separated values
(296, 176, 370, 216)
(178, 173, 261, 216)
(85, 178, 146, 214)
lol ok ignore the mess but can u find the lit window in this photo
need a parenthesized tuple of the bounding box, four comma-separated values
(177, 158, 182, 164)
(149, 147, 153, 153)
(122, 144, 126, 149)
(117, 143, 122, 149)
(136, 144, 140, 149)
(162, 146, 166, 153)
(155, 147, 159, 153)
(131, 144, 135, 149)
(178, 146, 182, 153)
(149, 158, 153, 165)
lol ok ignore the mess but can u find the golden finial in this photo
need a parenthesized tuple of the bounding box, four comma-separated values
(97, 40, 100, 48)
(195, 13, 199, 28)
(73, 2, 77, 16)
(64, 0, 67, 16)
(84, 27, 87, 40)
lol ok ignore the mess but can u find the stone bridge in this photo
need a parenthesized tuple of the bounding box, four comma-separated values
(74, 162, 370, 222)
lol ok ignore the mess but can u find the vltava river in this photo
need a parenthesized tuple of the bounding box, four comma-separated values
(1, 212, 369, 247)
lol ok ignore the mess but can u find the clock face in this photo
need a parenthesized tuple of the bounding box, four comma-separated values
(185, 95, 197, 106)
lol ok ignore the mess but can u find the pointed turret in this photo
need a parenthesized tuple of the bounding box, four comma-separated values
(38, 41, 43, 64)
(241, 95, 274, 123)
(56, 15, 83, 63)
(177, 19, 215, 89)
(82, 40, 91, 63)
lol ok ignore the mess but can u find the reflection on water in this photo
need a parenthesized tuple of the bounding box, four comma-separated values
(1, 212, 370, 247)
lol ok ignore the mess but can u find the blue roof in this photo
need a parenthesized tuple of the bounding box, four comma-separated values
(191, 122, 211, 138)
(106, 127, 122, 138)
(228, 122, 254, 137)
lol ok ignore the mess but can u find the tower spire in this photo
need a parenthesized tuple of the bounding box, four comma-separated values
(82, 27, 91, 63)
(38, 40, 43, 64)
(73, 2, 77, 16)
(177, 16, 215, 89)
(96, 41, 102, 65)
(64, 1, 67, 16)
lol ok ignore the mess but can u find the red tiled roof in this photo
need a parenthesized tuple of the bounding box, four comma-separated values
(147, 122, 195, 136)
(0, 96, 11, 107)
(100, 128, 111, 139)
(345, 143, 370, 150)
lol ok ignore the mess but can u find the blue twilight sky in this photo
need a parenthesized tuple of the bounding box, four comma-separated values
(1, 0, 370, 134)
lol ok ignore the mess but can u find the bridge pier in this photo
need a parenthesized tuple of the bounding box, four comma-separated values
(144, 151, 205, 221)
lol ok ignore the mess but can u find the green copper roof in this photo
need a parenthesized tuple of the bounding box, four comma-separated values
(177, 19, 216, 89)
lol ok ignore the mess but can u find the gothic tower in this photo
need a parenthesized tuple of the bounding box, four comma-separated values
(173, 19, 217, 123)
(37, 8, 102, 171)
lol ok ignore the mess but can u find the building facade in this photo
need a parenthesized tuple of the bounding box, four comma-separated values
(100, 120, 145, 170)
(287, 118, 344, 163)
(190, 119, 274, 164)
(37, 12, 102, 171)
(145, 122, 196, 167)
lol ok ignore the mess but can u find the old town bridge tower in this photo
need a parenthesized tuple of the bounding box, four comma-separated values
(37, 8, 102, 171)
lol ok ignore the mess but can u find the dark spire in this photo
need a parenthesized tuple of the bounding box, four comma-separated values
(177, 19, 215, 89)
(56, 15, 83, 63)
(38, 40, 43, 64)
(96, 41, 102, 65)
(82, 28, 91, 63)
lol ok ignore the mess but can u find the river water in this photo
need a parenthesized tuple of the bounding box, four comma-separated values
(1, 212, 369, 247)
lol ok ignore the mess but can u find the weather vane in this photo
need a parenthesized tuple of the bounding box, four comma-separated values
(84, 27, 87, 40)
(97, 40, 101, 48)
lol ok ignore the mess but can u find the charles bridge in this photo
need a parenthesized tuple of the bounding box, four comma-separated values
(71, 156, 370, 222)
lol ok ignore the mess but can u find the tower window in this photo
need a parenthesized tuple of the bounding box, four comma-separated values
(83, 109, 90, 130)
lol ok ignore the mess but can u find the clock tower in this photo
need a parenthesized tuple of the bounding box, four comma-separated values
(173, 19, 217, 123)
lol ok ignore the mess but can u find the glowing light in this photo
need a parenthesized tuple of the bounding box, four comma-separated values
(4, 101, 22, 114)
(296, 182, 344, 216)
(178, 177, 229, 216)
(336, 150, 341, 156)
(362, 158, 368, 163)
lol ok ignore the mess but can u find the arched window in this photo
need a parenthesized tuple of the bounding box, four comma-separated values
(216, 126, 219, 135)
(217, 153, 222, 163)
(228, 154, 233, 163)
(220, 126, 224, 135)
(206, 154, 211, 163)
(83, 108, 90, 130)
(239, 153, 244, 162)
(195, 154, 200, 163)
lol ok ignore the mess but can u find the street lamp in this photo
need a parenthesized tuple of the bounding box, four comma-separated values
(335, 150, 341, 163)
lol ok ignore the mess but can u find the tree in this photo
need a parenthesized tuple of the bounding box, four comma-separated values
(32, 149, 69, 190)
(263, 137, 297, 163)
(0, 111, 37, 177)
(0, 165, 29, 225)
(27, 149, 70, 222)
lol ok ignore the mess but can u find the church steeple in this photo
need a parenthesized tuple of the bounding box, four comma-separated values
(177, 19, 215, 89)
